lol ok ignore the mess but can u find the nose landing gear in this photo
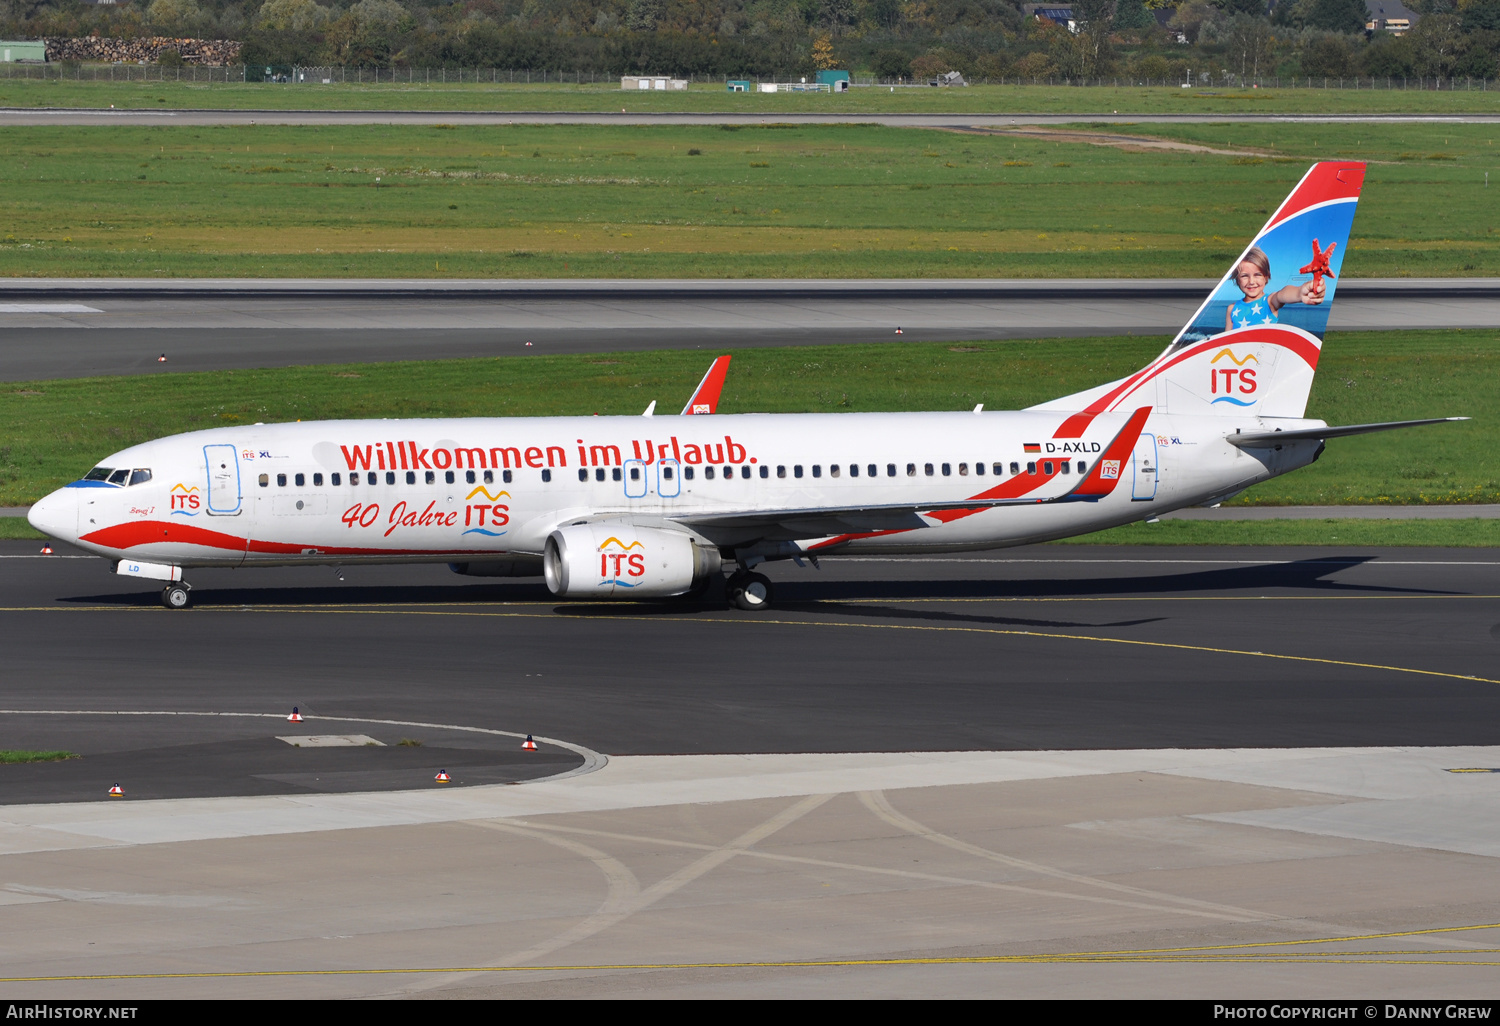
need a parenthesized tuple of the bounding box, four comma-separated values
(161, 583, 192, 609)
(726, 570, 773, 611)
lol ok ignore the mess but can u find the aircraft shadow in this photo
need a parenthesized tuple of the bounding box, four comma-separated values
(54, 554, 1449, 613)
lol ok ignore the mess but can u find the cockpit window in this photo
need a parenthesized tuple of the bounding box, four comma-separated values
(129, 469, 152, 486)
(107, 469, 130, 485)
(84, 467, 113, 482)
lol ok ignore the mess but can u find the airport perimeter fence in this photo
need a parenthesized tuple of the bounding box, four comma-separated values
(0, 62, 1493, 91)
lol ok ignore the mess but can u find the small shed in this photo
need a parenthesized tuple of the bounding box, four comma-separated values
(0, 40, 46, 63)
(815, 70, 850, 92)
(621, 75, 688, 91)
(727, 79, 750, 92)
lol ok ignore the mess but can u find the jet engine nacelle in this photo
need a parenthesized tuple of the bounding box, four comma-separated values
(543, 523, 721, 599)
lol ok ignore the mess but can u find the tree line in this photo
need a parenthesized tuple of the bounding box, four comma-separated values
(0, 0, 1495, 80)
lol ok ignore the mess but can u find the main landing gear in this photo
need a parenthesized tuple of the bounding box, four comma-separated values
(726, 570, 773, 611)
(161, 583, 192, 609)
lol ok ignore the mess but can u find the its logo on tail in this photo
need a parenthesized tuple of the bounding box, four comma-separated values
(1209, 348, 1259, 406)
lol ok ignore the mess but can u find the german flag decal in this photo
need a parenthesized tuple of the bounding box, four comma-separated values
(1023, 442, 1041, 453)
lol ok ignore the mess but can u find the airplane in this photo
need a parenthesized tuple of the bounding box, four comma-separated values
(27, 162, 1465, 611)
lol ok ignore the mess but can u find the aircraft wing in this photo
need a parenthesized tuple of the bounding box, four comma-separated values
(672, 407, 1154, 544)
(1227, 417, 1467, 448)
(681, 355, 732, 415)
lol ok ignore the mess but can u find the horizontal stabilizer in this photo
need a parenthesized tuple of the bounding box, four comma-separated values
(1228, 417, 1468, 448)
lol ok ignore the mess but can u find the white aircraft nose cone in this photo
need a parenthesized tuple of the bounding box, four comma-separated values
(27, 488, 76, 542)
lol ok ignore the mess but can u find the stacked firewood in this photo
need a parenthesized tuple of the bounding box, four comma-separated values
(44, 37, 243, 66)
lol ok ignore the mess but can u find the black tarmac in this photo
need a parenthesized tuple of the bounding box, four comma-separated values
(2, 540, 1496, 803)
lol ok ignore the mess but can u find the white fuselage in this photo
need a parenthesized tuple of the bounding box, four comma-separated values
(31, 408, 1321, 568)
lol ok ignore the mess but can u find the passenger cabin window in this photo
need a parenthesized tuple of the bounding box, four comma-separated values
(425, 471, 435, 484)
(870, 464, 879, 478)
(1027, 462, 1037, 475)
(994, 463, 1005, 476)
(705, 466, 715, 480)
(595, 468, 606, 482)
(466, 470, 476, 484)
(578, 468, 588, 482)
(664, 466, 675, 480)
(367, 472, 377, 485)
(942, 463, 952, 476)
(683, 467, 694, 480)
(958, 463, 968, 476)
(887, 464, 896, 477)
(258, 473, 268, 487)
(108, 469, 130, 485)
(848, 464, 858, 478)
(1077, 461, 1087, 474)
(541, 469, 552, 483)
(777, 465, 786, 479)
(84, 467, 113, 482)
(812, 465, 822, 478)
(630, 467, 641, 481)
(1059, 461, 1071, 475)
(404, 471, 414, 485)
(294, 473, 305, 487)
(612, 467, 623, 482)
(830, 465, 840, 478)
(759, 466, 768, 479)
(331, 473, 341, 486)
(907, 464, 916, 477)
(1043, 461, 1054, 475)
(314, 473, 324, 486)
(975, 463, 985, 476)
(794, 465, 804, 479)
(1010, 462, 1020, 476)
(129, 469, 152, 486)
(484, 470, 495, 484)
(277, 473, 287, 487)
(924, 464, 934, 477)
(740, 465, 750, 479)
(385, 472, 396, 485)
(444, 471, 454, 484)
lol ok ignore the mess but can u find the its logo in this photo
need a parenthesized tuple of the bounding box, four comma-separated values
(461, 486, 510, 536)
(691, 403, 711, 414)
(1209, 348, 1259, 406)
(169, 483, 200, 516)
(598, 536, 646, 587)
(1100, 460, 1121, 480)
(241, 450, 255, 460)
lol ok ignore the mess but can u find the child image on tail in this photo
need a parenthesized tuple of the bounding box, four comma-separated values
(1224, 244, 1328, 333)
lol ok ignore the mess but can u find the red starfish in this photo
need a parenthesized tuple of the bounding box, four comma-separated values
(1300, 238, 1337, 288)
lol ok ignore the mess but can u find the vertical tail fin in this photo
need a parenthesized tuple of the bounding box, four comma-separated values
(1032, 162, 1366, 426)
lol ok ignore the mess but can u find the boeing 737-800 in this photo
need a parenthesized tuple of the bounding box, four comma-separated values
(26, 163, 1464, 610)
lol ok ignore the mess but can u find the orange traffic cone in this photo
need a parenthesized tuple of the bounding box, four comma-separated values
(108, 784, 123, 797)
(435, 770, 451, 783)
(894, 327, 904, 335)
(40, 545, 52, 555)
(157, 354, 167, 363)
(522, 735, 538, 751)
(287, 707, 303, 723)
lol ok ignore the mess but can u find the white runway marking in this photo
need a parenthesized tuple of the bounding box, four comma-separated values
(0, 303, 101, 313)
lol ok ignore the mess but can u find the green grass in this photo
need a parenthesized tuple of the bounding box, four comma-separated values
(0, 750, 78, 764)
(0, 519, 44, 539)
(1055, 518, 1500, 546)
(1, 330, 1491, 509)
(1, 77, 1498, 114)
(2, 121, 1498, 278)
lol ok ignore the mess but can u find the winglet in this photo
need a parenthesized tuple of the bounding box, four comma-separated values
(1066, 407, 1153, 500)
(681, 355, 731, 415)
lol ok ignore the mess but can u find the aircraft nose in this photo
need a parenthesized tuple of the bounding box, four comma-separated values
(27, 488, 76, 542)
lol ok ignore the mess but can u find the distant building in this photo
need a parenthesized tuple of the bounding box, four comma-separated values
(931, 70, 967, 87)
(1023, 4, 1078, 33)
(1366, 0, 1418, 34)
(815, 70, 850, 92)
(0, 40, 46, 62)
(622, 76, 688, 91)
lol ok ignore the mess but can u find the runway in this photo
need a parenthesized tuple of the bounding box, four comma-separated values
(3, 539, 1500, 997)
(6, 108, 1500, 127)
(3, 539, 1496, 805)
(2, 278, 1496, 380)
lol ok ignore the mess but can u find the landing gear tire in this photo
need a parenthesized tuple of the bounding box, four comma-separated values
(727, 571, 773, 611)
(161, 584, 191, 610)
